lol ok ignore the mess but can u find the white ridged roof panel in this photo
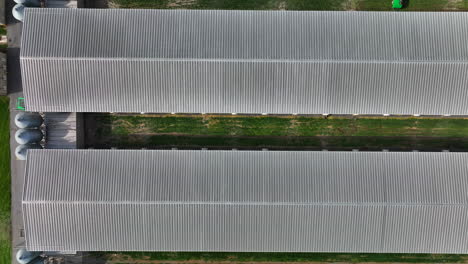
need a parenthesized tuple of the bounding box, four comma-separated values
(23, 150, 468, 204)
(23, 150, 468, 253)
(21, 9, 468, 61)
(20, 9, 468, 114)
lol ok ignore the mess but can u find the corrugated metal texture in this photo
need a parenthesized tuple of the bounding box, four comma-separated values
(21, 60, 468, 114)
(20, 9, 468, 61)
(383, 206, 468, 253)
(23, 150, 468, 253)
(20, 9, 468, 114)
(23, 150, 468, 204)
(23, 203, 387, 252)
(22, 204, 468, 253)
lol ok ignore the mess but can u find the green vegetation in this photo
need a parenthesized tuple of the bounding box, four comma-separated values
(97, 114, 468, 137)
(0, 45, 7, 53)
(86, 114, 468, 150)
(110, 0, 468, 11)
(101, 134, 468, 151)
(360, 0, 448, 11)
(97, 252, 468, 263)
(0, 97, 11, 264)
(110, 0, 344, 9)
(0, 26, 6, 37)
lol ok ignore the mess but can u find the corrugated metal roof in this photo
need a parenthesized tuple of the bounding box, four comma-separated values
(20, 9, 468, 114)
(23, 149, 468, 253)
(20, 9, 468, 61)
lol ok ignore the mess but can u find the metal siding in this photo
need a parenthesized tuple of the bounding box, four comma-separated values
(24, 203, 387, 252)
(20, 9, 468, 114)
(20, 9, 468, 61)
(21, 59, 468, 114)
(383, 206, 468, 253)
(23, 150, 468, 204)
(23, 150, 468, 252)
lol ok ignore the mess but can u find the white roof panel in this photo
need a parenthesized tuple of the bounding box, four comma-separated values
(23, 150, 468, 252)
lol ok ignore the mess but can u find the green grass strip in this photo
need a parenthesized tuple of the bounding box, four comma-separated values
(86, 114, 468, 150)
(98, 114, 468, 138)
(0, 96, 11, 264)
(97, 252, 468, 263)
(104, 134, 468, 151)
(109, 0, 468, 11)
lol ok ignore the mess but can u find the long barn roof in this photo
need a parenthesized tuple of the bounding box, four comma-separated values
(23, 149, 468, 253)
(20, 9, 468, 114)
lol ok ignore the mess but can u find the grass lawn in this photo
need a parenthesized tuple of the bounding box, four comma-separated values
(97, 252, 468, 263)
(359, 0, 462, 11)
(95, 114, 468, 137)
(100, 134, 468, 151)
(110, 0, 344, 9)
(0, 96, 11, 264)
(0, 26, 6, 36)
(86, 114, 468, 151)
(110, 0, 468, 11)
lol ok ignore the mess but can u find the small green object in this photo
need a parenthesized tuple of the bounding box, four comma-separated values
(392, 0, 403, 8)
(16, 97, 25, 110)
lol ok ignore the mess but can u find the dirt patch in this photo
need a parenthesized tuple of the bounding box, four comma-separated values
(444, 0, 463, 10)
(289, 119, 300, 129)
(167, 0, 197, 8)
(131, 132, 193, 136)
(108, 1, 121, 8)
(201, 115, 212, 128)
(287, 119, 301, 136)
(112, 119, 133, 128)
(341, 0, 360, 10)
(204, 118, 221, 129)
(112, 120, 150, 134)
(278, 1, 287, 10)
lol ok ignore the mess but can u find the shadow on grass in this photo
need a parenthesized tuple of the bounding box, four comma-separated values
(403, 0, 410, 8)
(83, 113, 468, 151)
(85, 134, 468, 152)
(93, 251, 468, 263)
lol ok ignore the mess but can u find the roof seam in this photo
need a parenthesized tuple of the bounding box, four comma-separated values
(22, 201, 468, 206)
(19, 57, 468, 64)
